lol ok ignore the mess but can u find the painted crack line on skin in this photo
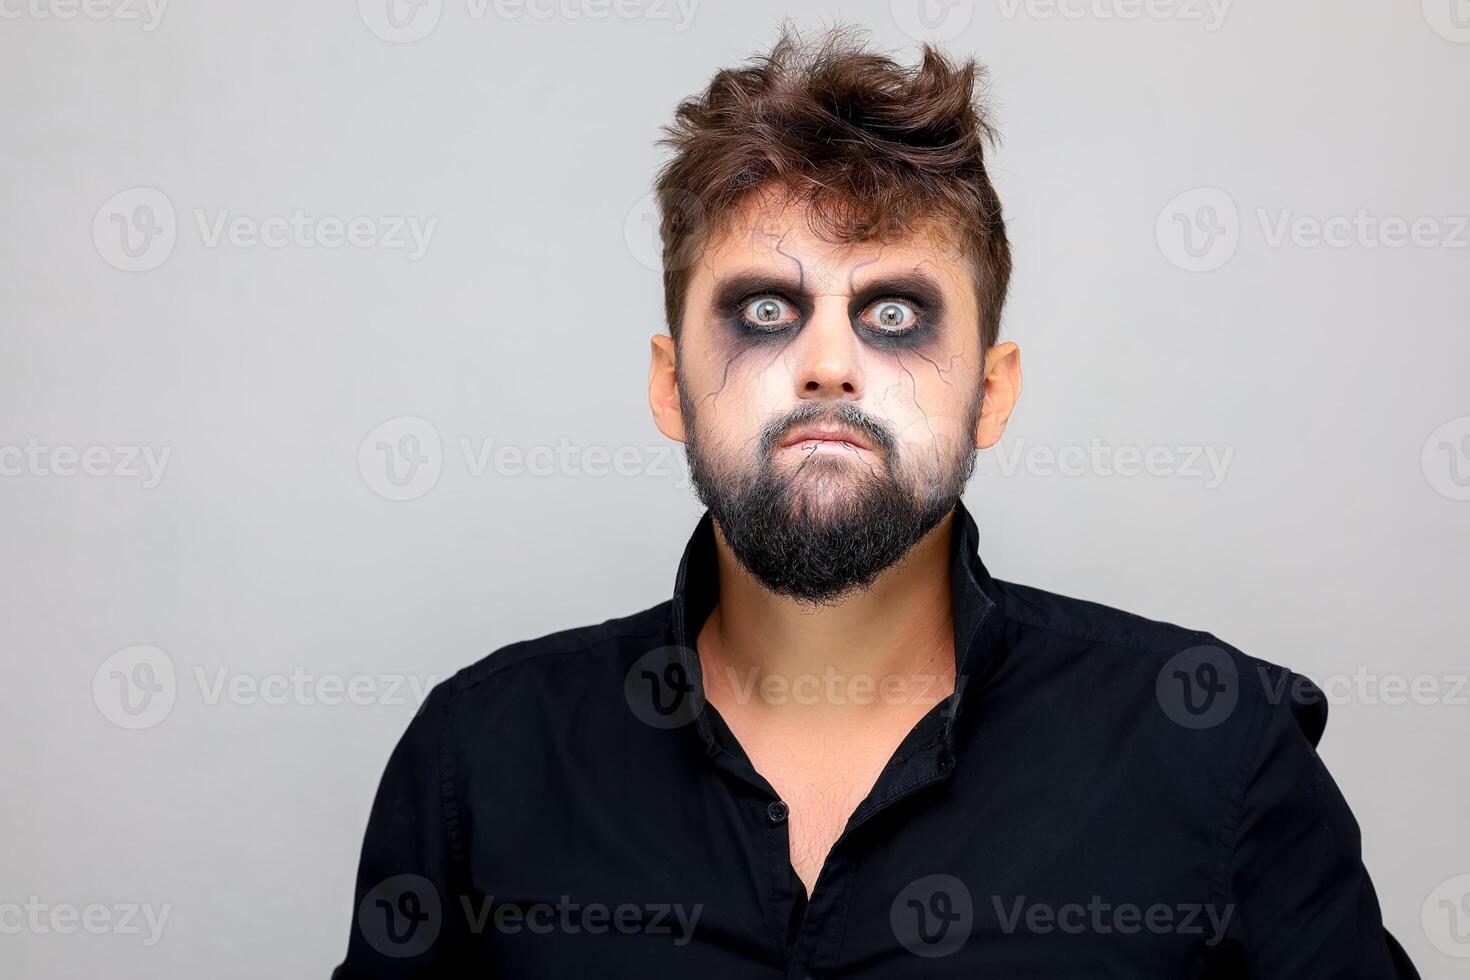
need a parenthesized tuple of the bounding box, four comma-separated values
(846, 250, 883, 294)
(894, 354, 943, 460)
(697, 339, 777, 410)
(771, 231, 807, 291)
(791, 437, 884, 482)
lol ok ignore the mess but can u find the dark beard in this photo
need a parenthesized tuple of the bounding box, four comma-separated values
(681, 395, 977, 606)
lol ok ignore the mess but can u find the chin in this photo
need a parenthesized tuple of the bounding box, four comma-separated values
(780, 476, 885, 525)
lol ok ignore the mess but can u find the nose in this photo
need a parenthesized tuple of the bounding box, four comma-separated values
(793, 298, 864, 401)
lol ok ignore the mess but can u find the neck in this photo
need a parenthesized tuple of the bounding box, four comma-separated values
(697, 509, 958, 716)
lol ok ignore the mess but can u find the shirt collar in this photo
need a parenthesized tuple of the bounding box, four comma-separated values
(669, 498, 1003, 754)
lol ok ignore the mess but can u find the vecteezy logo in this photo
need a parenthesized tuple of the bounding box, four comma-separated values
(1423, 0, 1470, 42)
(359, 0, 443, 43)
(93, 645, 177, 729)
(360, 874, 442, 958)
(889, 0, 975, 42)
(1155, 645, 1239, 729)
(624, 188, 709, 274)
(1155, 187, 1240, 272)
(891, 874, 973, 958)
(1422, 416, 1470, 501)
(1423, 874, 1470, 958)
(93, 187, 177, 272)
(623, 646, 704, 729)
(358, 416, 443, 501)
(622, 191, 665, 272)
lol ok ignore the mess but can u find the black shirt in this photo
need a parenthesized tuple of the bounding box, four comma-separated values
(332, 500, 1417, 978)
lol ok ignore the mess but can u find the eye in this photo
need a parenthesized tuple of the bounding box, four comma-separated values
(739, 296, 799, 332)
(862, 298, 921, 333)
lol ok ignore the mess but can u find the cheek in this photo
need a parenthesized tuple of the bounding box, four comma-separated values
(863, 351, 977, 464)
(684, 339, 797, 450)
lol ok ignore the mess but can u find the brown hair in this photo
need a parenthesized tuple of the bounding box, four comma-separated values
(653, 21, 1011, 351)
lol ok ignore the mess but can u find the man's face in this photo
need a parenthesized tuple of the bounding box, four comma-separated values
(663, 189, 989, 605)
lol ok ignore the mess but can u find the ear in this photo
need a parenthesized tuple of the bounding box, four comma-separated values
(974, 341, 1021, 450)
(648, 333, 687, 444)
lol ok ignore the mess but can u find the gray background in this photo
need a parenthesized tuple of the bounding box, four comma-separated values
(2, 0, 1467, 976)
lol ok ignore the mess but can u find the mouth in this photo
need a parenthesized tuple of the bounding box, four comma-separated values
(777, 422, 877, 455)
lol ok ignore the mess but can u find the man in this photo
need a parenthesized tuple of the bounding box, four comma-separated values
(334, 25, 1416, 978)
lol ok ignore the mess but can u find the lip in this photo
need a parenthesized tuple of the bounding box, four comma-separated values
(777, 422, 876, 453)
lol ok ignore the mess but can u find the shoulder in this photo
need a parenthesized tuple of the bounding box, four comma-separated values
(996, 578, 1223, 657)
(457, 599, 671, 687)
(411, 599, 674, 724)
(990, 577, 1328, 746)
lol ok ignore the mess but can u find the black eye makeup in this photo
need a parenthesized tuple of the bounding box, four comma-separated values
(853, 294, 931, 340)
(712, 272, 947, 349)
(737, 295, 801, 333)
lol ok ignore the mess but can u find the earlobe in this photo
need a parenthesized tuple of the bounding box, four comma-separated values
(648, 333, 687, 444)
(974, 341, 1022, 450)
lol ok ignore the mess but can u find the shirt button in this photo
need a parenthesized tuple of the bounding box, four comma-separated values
(766, 800, 789, 825)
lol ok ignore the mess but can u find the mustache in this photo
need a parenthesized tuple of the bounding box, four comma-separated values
(757, 401, 898, 461)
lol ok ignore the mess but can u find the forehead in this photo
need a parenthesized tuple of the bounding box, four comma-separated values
(693, 187, 976, 299)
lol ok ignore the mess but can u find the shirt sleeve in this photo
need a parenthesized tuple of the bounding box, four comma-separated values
(331, 680, 468, 978)
(1221, 668, 1418, 978)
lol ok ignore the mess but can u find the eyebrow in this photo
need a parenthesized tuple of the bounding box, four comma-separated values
(709, 267, 951, 311)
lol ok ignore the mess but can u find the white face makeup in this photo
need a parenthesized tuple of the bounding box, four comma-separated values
(675, 189, 986, 521)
